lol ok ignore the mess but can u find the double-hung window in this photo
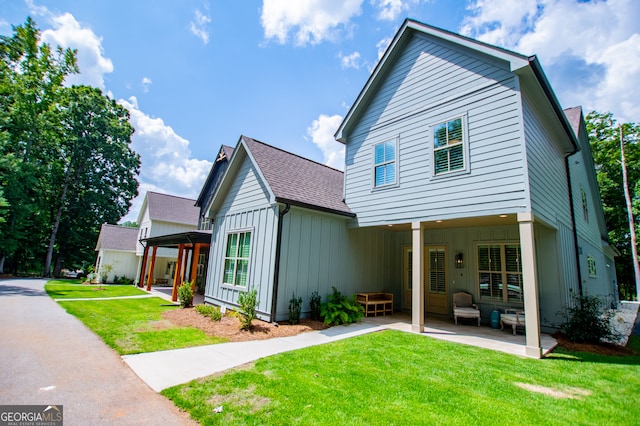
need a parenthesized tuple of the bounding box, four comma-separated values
(433, 116, 465, 175)
(587, 256, 597, 277)
(223, 230, 252, 287)
(373, 140, 396, 187)
(478, 243, 522, 304)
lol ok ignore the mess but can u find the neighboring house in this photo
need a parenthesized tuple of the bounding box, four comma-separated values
(135, 191, 199, 286)
(202, 19, 617, 358)
(136, 147, 233, 300)
(94, 224, 139, 283)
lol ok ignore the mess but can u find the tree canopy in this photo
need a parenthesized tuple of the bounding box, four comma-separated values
(586, 111, 640, 300)
(0, 18, 140, 276)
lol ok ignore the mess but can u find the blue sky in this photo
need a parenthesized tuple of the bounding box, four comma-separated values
(1, 0, 638, 223)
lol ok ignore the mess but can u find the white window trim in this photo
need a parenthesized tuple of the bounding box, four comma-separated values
(221, 227, 253, 289)
(429, 113, 470, 178)
(476, 241, 523, 304)
(372, 136, 399, 190)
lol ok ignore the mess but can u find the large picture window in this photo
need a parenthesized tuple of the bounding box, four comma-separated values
(478, 243, 522, 304)
(223, 231, 252, 287)
(433, 117, 465, 175)
(373, 140, 396, 187)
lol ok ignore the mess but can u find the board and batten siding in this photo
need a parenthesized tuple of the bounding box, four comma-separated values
(274, 207, 398, 321)
(204, 155, 279, 321)
(521, 91, 572, 229)
(344, 32, 529, 226)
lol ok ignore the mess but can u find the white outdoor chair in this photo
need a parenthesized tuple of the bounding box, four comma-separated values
(500, 309, 525, 335)
(453, 292, 481, 326)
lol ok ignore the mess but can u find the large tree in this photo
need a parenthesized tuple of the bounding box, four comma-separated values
(0, 18, 140, 276)
(44, 85, 140, 277)
(0, 17, 77, 274)
(586, 111, 640, 300)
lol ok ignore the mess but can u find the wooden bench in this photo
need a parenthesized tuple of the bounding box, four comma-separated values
(357, 292, 393, 317)
(153, 278, 169, 286)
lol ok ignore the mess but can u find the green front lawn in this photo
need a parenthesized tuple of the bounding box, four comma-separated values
(58, 298, 226, 354)
(163, 330, 640, 425)
(46, 279, 148, 299)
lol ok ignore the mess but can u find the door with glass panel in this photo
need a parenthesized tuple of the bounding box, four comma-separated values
(425, 246, 448, 315)
(403, 247, 413, 309)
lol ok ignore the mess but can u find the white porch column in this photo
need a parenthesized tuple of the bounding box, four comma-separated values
(518, 212, 542, 358)
(411, 221, 425, 333)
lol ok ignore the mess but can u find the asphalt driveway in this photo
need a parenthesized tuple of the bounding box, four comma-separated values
(0, 278, 196, 425)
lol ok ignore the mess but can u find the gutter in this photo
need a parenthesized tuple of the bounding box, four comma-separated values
(270, 203, 291, 322)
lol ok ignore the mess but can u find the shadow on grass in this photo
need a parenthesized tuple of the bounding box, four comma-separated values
(544, 336, 640, 366)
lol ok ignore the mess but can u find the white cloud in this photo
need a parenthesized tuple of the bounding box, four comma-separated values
(461, 0, 640, 122)
(308, 114, 345, 170)
(189, 8, 211, 44)
(141, 77, 152, 93)
(373, 0, 414, 21)
(376, 35, 393, 60)
(338, 51, 361, 69)
(119, 96, 212, 222)
(261, 0, 363, 45)
(40, 13, 113, 89)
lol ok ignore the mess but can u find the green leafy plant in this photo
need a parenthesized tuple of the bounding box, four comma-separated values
(289, 293, 302, 325)
(237, 289, 258, 330)
(320, 287, 364, 326)
(556, 291, 621, 344)
(178, 282, 194, 308)
(195, 304, 223, 321)
(309, 291, 322, 321)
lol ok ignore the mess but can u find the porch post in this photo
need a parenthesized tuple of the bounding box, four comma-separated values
(411, 221, 425, 333)
(146, 246, 158, 291)
(171, 244, 185, 302)
(518, 212, 542, 358)
(138, 245, 149, 288)
(189, 244, 201, 293)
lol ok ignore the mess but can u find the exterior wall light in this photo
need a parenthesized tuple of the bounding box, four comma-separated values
(455, 253, 463, 268)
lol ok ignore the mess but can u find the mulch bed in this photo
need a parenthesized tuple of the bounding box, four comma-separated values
(162, 307, 329, 342)
(551, 333, 636, 357)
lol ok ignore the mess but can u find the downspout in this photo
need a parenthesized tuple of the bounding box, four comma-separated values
(565, 156, 583, 296)
(270, 203, 291, 323)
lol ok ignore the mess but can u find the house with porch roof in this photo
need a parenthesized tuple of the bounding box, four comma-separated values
(202, 19, 617, 358)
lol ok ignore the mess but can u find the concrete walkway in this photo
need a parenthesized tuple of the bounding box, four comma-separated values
(0, 279, 196, 425)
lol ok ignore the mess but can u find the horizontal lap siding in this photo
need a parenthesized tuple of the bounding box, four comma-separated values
(521, 93, 572, 228)
(205, 156, 278, 320)
(345, 34, 527, 226)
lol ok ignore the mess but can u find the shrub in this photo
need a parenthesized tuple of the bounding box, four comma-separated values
(320, 287, 364, 326)
(557, 292, 621, 344)
(289, 293, 302, 325)
(309, 291, 322, 321)
(195, 304, 223, 321)
(178, 282, 194, 308)
(237, 289, 258, 330)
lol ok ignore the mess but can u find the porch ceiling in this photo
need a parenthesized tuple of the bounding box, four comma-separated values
(381, 214, 518, 231)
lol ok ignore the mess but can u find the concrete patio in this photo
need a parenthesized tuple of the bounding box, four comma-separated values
(361, 312, 558, 357)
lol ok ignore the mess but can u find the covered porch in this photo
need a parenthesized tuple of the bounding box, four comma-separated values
(138, 230, 212, 302)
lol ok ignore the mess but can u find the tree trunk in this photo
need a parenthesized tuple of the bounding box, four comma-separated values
(620, 125, 640, 300)
(0, 255, 4, 274)
(44, 177, 69, 278)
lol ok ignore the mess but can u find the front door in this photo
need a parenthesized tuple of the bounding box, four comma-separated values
(402, 247, 413, 309)
(426, 246, 448, 315)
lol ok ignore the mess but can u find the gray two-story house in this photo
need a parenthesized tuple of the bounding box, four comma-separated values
(202, 19, 617, 358)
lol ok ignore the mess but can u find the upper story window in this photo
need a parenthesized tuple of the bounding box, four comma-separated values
(373, 140, 397, 188)
(433, 116, 465, 175)
(581, 188, 589, 223)
(223, 230, 252, 287)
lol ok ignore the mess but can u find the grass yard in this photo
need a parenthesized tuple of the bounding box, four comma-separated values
(45, 279, 148, 299)
(58, 298, 227, 354)
(163, 330, 640, 426)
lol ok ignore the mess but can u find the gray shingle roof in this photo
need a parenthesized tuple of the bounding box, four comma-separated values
(146, 192, 199, 225)
(95, 224, 139, 251)
(242, 136, 353, 216)
(564, 106, 582, 137)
